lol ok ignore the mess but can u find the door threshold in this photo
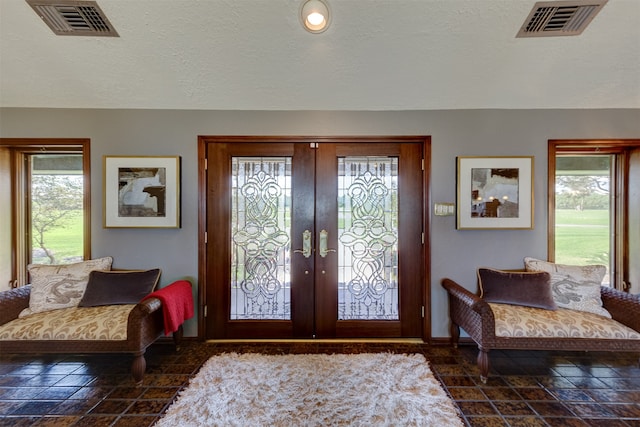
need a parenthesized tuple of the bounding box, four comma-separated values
(206, 338, 425, 344)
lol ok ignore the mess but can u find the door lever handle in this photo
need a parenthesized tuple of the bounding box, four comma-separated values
(319, 229, 336, 258)
(293, 229, 312, 258)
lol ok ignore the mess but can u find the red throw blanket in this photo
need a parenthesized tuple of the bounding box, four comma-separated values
(142, 280, 194, 335)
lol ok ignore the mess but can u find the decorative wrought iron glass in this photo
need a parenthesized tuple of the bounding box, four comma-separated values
(230, 157, 292, 320)
(338, 157, 399, 320)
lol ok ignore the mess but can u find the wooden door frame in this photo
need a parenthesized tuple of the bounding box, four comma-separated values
(197, 135, 432, 342)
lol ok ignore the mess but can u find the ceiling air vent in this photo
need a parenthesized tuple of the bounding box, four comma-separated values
(516, 0, 607, 38)
(26, 0, 119, 37)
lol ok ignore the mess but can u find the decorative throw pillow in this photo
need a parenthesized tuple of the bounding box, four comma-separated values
(478, 268, 557, 310)
(523, 257, 611, 318)
(20, 256, 113, 317)
(78, 268, 162, 307)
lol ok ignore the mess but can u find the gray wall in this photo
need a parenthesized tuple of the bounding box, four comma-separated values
(1, 108, 639, 338)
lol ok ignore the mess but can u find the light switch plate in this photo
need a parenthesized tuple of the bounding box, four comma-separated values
(434, 202, 455, 216)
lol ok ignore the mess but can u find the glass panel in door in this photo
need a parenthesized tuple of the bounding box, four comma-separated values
(230, 157, 292, 320)
(338, 157, 399, 321)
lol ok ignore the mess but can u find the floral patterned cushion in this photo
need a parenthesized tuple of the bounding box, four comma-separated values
(20, 257, 113, 317)
(489, 303, 640, 339)
(523, 257, 611, 318)
(0, 305, 134, 341)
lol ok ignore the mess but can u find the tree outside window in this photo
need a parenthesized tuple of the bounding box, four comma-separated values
(30, 157, 84, 265)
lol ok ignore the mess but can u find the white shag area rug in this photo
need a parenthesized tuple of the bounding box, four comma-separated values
(155, 352, 464, 427)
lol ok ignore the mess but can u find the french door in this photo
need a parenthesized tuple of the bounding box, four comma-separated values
(202, 136, 426, 339)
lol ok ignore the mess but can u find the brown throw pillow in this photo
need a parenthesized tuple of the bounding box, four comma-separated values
(78, 269, 161, 307)
(478, 268, 557, 310)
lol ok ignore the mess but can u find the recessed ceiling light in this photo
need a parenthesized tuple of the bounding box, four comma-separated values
(300, 0, 331, 34)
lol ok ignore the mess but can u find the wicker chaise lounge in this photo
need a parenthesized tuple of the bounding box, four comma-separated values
(442, 277, 640, 383)
(0, 261, 192, 386)
(0, 284, 181, 385)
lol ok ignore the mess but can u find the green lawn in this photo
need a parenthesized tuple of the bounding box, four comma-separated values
(31, 208, 610, 268)
(555, 209, 609, 266)
(555, 209, 609, 226)
(32, 211, 84, 264)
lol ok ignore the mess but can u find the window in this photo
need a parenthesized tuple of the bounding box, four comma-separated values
(0, 139, 91, 291)
(549, 140, 640, 292)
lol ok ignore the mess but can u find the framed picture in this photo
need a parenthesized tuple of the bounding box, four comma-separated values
(456, 156, 533, 230)
(103, 156, 181, 228)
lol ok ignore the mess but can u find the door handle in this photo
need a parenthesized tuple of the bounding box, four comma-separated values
(294, 229, 312, 258)
(319, 229, 336, 258)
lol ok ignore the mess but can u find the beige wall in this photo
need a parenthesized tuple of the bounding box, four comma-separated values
(1, 108, 639, 338)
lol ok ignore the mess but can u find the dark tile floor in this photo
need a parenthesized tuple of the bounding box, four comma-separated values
(0, 341, 638, 426)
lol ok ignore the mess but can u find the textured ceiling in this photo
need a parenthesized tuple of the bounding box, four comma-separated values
(0, 0, 639, 110)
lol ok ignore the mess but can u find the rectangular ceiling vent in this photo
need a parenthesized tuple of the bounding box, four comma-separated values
(26, 0, 119, 37)
(516, 0, 607, 37)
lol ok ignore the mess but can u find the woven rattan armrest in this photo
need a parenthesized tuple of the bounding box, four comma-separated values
(441, 278, 496, 346)
(135, 297, 162, 315)
(470, 299, 493, 317)
(126, 297, 163, 343)
(601, 286, 640, 333)
(0, 286, 31, 327)
(441, 278, 480, 306)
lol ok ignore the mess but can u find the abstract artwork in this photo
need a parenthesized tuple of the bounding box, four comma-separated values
(457, 156, 533, 229)
(103, 156, 180, 228)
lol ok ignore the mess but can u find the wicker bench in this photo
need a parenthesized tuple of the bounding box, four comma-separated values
(441, 277, 640, 383)
(0, 285, 182, 385)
